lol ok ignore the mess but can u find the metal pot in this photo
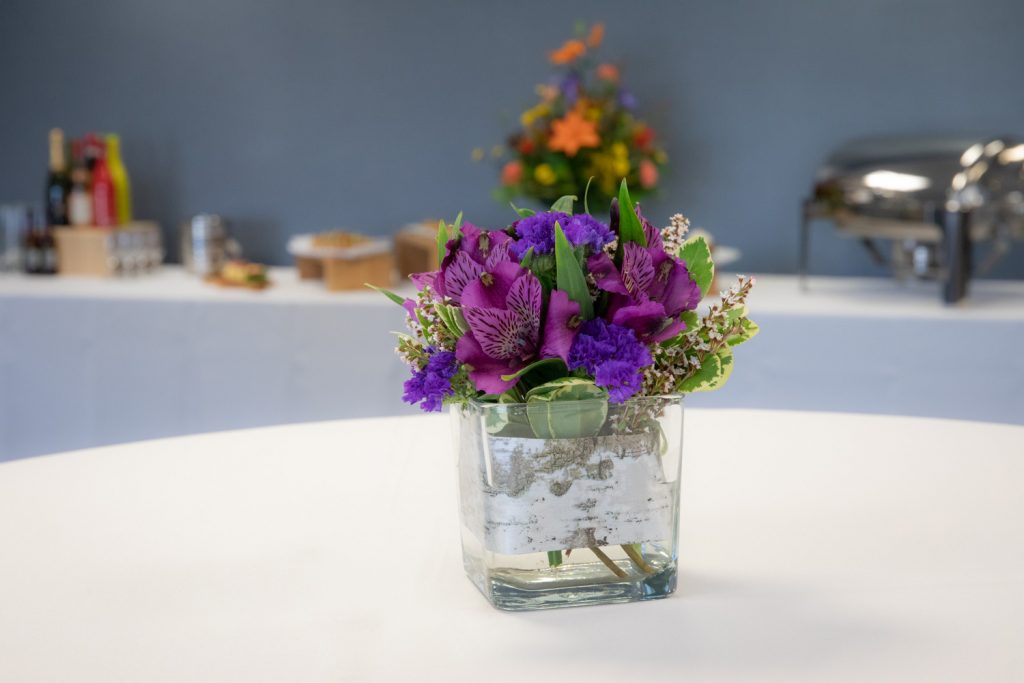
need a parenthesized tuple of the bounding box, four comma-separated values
(180, 214, 240, 276)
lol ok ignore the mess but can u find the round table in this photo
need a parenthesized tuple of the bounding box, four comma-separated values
(1, 410, 1022, 682)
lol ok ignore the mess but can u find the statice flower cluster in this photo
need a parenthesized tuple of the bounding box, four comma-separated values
(510, 211, 615, 259)
(567, 319, 653, 403)
(402, 348, 459, 412)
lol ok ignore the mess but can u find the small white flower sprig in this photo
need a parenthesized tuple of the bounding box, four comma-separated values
(642, 213, 758, 396)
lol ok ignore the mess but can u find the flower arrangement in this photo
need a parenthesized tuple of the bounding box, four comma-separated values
(376, 181, 757, 417)
(489, 23, 668, 208)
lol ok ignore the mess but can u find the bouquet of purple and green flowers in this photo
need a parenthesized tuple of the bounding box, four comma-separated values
(377, 180, 757, 424)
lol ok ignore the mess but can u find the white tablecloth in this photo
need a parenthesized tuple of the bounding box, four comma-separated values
(1, 410, 1021, 682)
(2, 269, 1022, 461)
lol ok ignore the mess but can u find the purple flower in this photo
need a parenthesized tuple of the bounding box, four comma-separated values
(510, 212, 615, 259)
(560, 73, 580, 105)
(567, 319, 652, 403)
(411, 222, 513, 303)
(455, 262, 543, 394)
(618, 89, 637, 110)
(588, 206, 701, 343)
(562, 214, 616, 253)
(403, 348, 459, 412)
(539, 289, 582, 364)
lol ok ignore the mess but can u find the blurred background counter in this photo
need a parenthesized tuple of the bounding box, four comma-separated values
(2, 269, 1021, 462)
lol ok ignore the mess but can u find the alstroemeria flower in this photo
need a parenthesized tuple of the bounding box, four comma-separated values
(588, 208, 700, 343)
(455, 262, 543, 394)
(410, 222, 513, 303)
(539, 289, 582, 364)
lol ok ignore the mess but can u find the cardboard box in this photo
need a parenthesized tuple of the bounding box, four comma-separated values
(394, 225, 438, 279)
(322, 251, 394, 291)
(55, 222, 162, 277)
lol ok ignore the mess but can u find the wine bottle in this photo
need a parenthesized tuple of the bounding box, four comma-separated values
(68, 141, 94, 227)
(91, 140, 116, 227)
(45, 128, 71, 226)
(105, 134, 132, 225)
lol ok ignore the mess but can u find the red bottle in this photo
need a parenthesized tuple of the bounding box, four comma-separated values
(91, 141, 117, 227)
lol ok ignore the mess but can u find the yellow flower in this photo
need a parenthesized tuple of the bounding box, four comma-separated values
(471, 147, 485, 162)
(611, 142, 628, 158)
(613, 157, 631, 177)
(520, 103, 550, 128)
(534, 164, 557, 186)
(490, 145, 504, 158)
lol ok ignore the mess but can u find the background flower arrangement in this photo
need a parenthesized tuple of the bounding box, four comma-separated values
(376, 181, 757, 423)
(487, 23, 668, 209)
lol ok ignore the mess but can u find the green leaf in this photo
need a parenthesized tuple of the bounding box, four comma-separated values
(500, 357, 566, 382)
(681, 310, 699, 334)
(678, 348, 735, 393)
(451, 211, 464, 238)
(727, 318, 759, 346)
(365, 284, 406, 307)
(554, 222, 594, 319)
(436, 220, 449, 268)
(434, 304, 464, 339)
(525, 378, 609, 438)
(617, 179, 647, 247)
(676, 353, 721, 393)
(706, 347, 734, 391)
(519, 246, 535, 269)
(680, 236, 714, 299)
(510, 202, 536, 218)
(583, 176, 594, 215)
(550, 195, 576, 214)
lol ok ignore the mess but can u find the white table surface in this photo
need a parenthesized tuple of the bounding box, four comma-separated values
(1, 409, 1022, 682)
(3, 269, 1023, 462)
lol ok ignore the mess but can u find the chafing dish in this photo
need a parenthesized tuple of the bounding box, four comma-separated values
(801, 135, 1024, 302)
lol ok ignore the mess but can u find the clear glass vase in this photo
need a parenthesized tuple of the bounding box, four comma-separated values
(451, 394, 683, 611)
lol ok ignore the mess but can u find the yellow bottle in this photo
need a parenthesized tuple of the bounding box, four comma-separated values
(105, 134, 132, 225)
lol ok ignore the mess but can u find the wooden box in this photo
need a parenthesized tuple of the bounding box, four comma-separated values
(295, 256, 323, 280)
(394, 224, 439, 279)
(55, 222, 162, 277)
(323, 252, 394, 291)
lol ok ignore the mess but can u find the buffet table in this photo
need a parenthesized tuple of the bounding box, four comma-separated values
(1, 410, 1021, 682)
(2, 268, 1022, 461)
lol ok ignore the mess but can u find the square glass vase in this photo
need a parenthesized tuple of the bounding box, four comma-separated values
(451, 394, 683, 611)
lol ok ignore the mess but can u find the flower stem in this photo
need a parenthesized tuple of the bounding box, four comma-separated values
(589, 546, 628, 578)
(547, 550, 563, 567)
(621, 543, 654, 574)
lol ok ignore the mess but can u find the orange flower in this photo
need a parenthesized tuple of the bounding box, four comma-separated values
(548, 110, 600, 157)
(549, 39, 586, 65)
(501, 160, 523, 186)
(596, 63, 619, 82)
(639, 159, 659, 189)
(586, 23, 605, 49)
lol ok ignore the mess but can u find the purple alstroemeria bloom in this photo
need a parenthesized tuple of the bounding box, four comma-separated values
(455, 261, 543, 394)
(567, 319, 652, 403)
(510, 212, 615, 260)
(588, 207, 701, 343)
(410, 222, 513, 303)
(618, 89, 637, 110)
(403, 348, 459, 412)
(539, 289, 582, 364)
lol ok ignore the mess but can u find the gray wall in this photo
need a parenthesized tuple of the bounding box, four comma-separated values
(2, 0, 1023, 276)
